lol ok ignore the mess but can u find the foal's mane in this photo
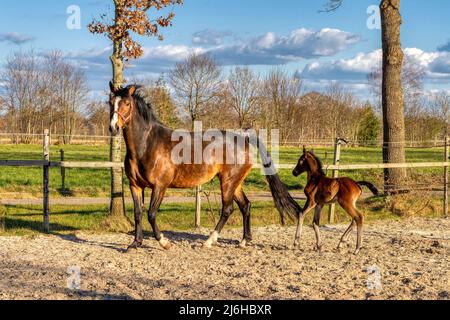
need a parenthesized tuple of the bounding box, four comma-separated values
(307, 151, 326, 176)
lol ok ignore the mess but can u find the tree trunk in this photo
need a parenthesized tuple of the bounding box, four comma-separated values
(380, 0, 407, 195)
(109, 34, 126, 217)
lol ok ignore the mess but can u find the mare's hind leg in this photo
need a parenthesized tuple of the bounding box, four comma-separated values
(204, 177, 238, 249)
(337, 219, 356, 249)
(127, 185, 144, 251)
(234, 186, 252, 248)
(148, 187, 171, 250)
(312, 205, 324, 251)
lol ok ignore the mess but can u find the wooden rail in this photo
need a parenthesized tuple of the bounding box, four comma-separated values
(1, 130, 449, 230)
(3, 160, 450, 171)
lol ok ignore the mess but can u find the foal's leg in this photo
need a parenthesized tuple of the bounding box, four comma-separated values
(339, 199, 364, 255)
(354, 213, 364, 255)
(294, 198, 316, 248)
(127, 185, 144, 251)
(337, 219, 356, 249)
(148, 187, 170, 250)
(234, 186, 252, 248)
(312, 205, 324, 251)
(293, 214, 305, 247)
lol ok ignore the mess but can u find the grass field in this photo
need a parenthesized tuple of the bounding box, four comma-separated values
(0, 144, 446, 198)
(0, 143, 447, 236)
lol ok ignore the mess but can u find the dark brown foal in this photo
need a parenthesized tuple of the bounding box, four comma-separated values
(292, 147, 379, 255)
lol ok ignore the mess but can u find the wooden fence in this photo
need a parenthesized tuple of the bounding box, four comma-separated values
(1, 131, 449, 232)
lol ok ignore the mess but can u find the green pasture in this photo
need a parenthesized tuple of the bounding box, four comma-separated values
(0, 144, 446, 197)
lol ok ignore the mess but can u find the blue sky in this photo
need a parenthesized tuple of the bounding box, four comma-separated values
(1, 0, 450, 100)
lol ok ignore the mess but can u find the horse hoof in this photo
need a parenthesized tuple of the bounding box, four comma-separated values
(354, 248, 362, 255)
(238, 239, 250, 249)
(126, 242, 142, 252)
(158, 235, 172, 250)
(203, 231, 218, 249)
(314, 245, 323, 252)
(202, 241, 213, 249)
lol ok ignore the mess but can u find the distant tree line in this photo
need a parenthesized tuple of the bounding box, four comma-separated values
(1, 50, 449, 145)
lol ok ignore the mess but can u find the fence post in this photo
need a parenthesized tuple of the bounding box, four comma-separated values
(43, 129, 50, 233)
(60, 149, 66, 192)
(328, 138, 342, 224)
(195, 186, 202, 228)
(0, 205, 5, 232)
(444, 137, 449, 217)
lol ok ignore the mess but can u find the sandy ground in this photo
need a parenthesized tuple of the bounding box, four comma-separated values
(0, 217, 448, 300)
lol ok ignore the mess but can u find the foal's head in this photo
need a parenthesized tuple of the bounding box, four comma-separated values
(292, 146, 324, 177)
(109, 82, 138, 136)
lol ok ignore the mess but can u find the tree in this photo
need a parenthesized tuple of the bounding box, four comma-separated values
(358, 103, 381, 144)
(227, 67, 260, 129)
(1, 50, 87, 143)
(324, 0, 407, 194)
(88, 0, 183, 218)
(261, 69, 302, 143)
(169, 53, 222, 130)
(430, 91, 450, 138)
(141, 76, 180, 128)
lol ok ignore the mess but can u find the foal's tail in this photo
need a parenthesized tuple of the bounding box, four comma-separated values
(254, 139, 301, 225)
(357, 181, 379, 196)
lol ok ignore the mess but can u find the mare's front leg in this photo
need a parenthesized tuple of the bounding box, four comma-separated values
(127, 185, 144, 251)
(148, 187, 171, 250)
(294, 198, 316, 247)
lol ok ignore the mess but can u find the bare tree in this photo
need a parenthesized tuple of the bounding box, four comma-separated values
(261, 68, 302, 143)
(431, 91, 450, 138)
(227, 67, 260, 129)
(86, 101, 110, 137)
(169, 54, 222, 129)
(1, 50, 87, 143)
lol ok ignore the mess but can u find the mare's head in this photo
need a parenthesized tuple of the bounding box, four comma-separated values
(292, 146, 324, 177)
(109, 82, 138, 136)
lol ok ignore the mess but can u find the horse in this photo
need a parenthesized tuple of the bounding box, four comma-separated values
(108, 83, 301, 251)
(292, 147, 379, 255)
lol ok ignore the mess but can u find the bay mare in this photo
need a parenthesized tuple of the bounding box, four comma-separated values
(109, 83, 301, 250)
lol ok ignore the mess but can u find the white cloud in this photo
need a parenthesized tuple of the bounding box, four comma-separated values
(192, 29, 233, 46)
(62, 27, 361, 93)
(300, 48, 450, 82)
(0, 32, 35, 45)
(209, 28, 361, 65)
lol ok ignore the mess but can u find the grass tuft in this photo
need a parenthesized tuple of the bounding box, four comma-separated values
(99, 214, 133, 233)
